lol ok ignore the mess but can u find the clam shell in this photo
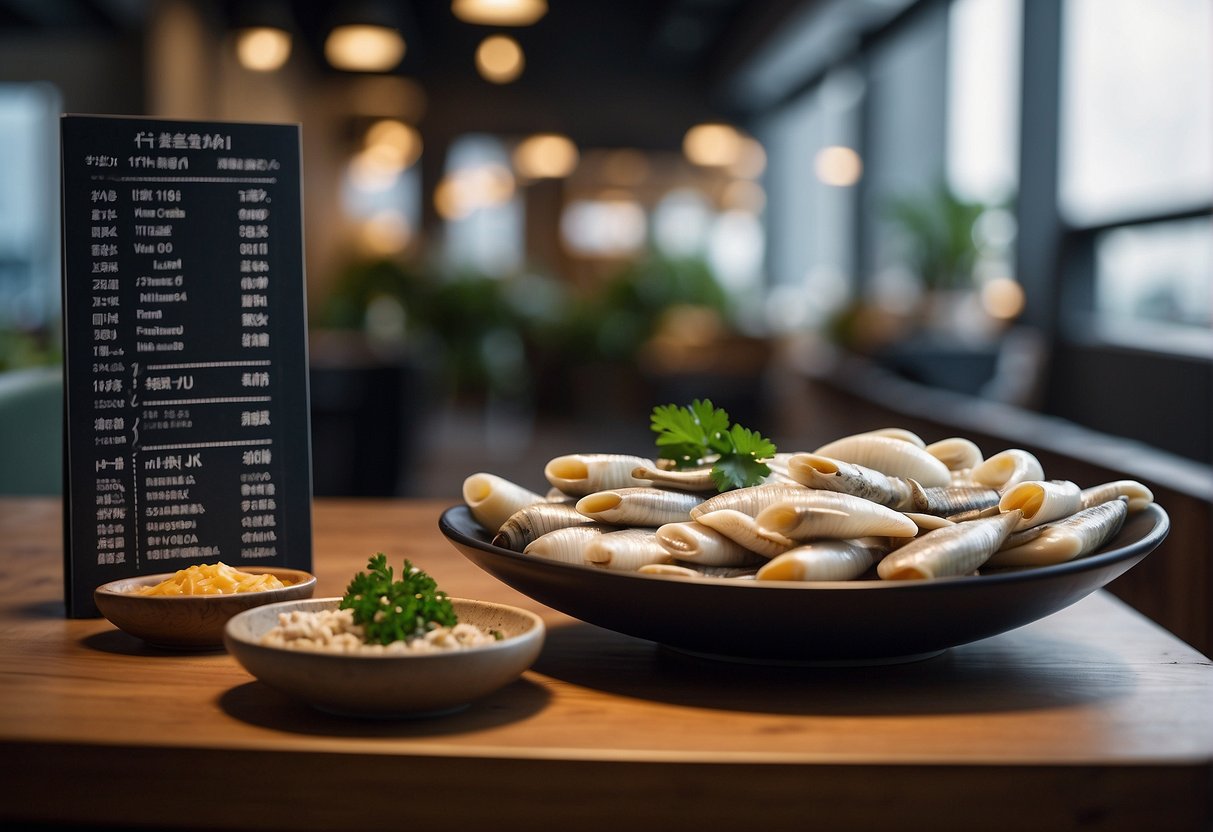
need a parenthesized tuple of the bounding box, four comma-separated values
(876, 510, 1022, 580)
(813, 434, 951, 487)
(462, 473, 547, 534)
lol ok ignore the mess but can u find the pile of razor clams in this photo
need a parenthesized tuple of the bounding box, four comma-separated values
(461, 428, 1153, 582)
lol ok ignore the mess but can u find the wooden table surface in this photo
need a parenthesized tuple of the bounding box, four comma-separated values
(2, 496, 1211, 831)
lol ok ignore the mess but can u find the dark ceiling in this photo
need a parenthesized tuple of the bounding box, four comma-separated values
(0, 0, 802, 149)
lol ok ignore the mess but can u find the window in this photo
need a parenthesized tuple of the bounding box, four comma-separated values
(1094, 218, 1213, 343)
(757, 67, 863, 331)
(1059, 0, 1213, 346)
(1059, 0, 1213, 225)
(946, 0, 1021, 207)
(0, 83, 61, 338)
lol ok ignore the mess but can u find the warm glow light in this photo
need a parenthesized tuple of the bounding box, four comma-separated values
(513, 133, 579, 179)
(727, 137, 767, 179)
(475, 35, 524, 83)
(814, 145, 863, 186)
(683, 123, 743, 167)
(349, 148, 402, 192)
(325, 24, 406, 72)
(434, 164, 516, 219)
(981, 276, 1026, 320)
(365, 119, 423, 168)
(235, 27, 292, 72)
(360, 211, 413, 256)
(452, 0, 547, 26)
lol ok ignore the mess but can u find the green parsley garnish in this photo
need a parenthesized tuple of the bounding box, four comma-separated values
(339, 554, 457, 645)
(649, 399, 777, 491)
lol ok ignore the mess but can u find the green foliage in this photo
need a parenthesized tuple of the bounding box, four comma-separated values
(885, 183, 988, 291)
(316, 252, 734, 402)
(650, 399, 777, 491)
(318, 258, 569, 397)
(563, 255, 730, 363)
(339, 554, 457, 645)
(0, 326, 61, 372)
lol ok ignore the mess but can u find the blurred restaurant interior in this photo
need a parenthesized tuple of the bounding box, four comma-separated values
(0, 0, 1209, 505)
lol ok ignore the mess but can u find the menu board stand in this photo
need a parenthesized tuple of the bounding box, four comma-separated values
(60, 115, 312, 617)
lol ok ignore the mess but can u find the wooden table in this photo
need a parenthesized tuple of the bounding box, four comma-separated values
(2, 497, 1211, 831)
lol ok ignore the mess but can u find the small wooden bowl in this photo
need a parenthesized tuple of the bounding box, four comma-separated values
(94, 567, 316, 650)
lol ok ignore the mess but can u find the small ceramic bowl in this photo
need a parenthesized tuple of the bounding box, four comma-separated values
(224, 597, 545, 718)
(94, 567, 316, 650)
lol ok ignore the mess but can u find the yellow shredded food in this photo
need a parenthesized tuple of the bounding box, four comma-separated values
(134, 562, 288, 596)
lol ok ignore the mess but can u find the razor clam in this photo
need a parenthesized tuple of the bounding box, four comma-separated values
(756, 537, 888, 582)
(886, 513, 956, 550)
(950, 468, 977, 486)
(926, 437, 984, 471)
(694, 509, 796, 559)
(904, 512, 956, 532)
(690, 483, 808, 520)
(945, 504, 1002, 523)
(494, 502, 595, 551)
(907, 480, 1001, 516)
(655, 521, 766, 566)
(998, 479, 1082, 530)
(971, 449, 1044, 492)
(545, 487, 576, 504)
(576, 487, 705, 526)
(638, 563, 759, 579)
(1080, 480, 1154, 512)
(987, 498, 1128, 568)
(524, 524, 615, 564)
(462, 472, 547, 534)
(585, 528, 672, 571)
(876, 509, 1023, 580)
(813, 433, 951, 487)
(863, 427, 927, 447)
(786, 452, 914, 509)
(755, 491, 920, 540)
(630, 463, 718, 492)
(544, 453, 656, 497)
(762, 453, 799, 484)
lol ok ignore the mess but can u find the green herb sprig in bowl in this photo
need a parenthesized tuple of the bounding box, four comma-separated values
(340, 554, 458, 645)
(650, 398, 777, 492)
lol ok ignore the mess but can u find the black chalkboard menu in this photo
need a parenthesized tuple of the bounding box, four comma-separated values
(60, 115, 313, 617)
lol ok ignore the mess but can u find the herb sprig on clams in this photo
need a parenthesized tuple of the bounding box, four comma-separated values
(650, 399, 777, 492)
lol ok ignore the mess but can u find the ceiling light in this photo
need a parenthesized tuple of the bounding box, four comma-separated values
(452, 0, 548, 26)
(235, 27, 292, 72)
(325, 24, 406, 72)
(475, 35, 525, 83)
(683, 123, 743, 167)
(513, 133, 579, 179)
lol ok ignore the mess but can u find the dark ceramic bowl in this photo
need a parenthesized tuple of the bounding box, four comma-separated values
(438, 503, 1169, 664)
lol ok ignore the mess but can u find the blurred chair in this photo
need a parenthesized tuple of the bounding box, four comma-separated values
(0, 366, 63, 495)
